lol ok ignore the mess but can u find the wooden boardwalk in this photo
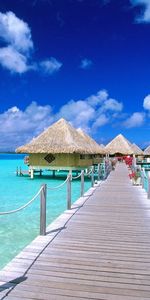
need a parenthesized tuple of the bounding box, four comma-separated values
(1, 163, 150, 299)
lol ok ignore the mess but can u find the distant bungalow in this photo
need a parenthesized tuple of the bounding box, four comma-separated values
(16, 118, 105, 176)
(105, 134, 134, 156)
(105, 134, 144, 159)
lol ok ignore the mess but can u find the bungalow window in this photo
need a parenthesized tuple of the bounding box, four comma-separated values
(44, 154, 55, 163)
(80, 154, 86, 159)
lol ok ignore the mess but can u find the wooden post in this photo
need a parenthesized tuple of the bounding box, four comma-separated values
(132, 155, 137, 168)
(67, 173, 72, 210)
(19, 167, 22, 176)
(104, 162, 107, 179)
(16, 167, 18, 176)
(97, 164, 101, 181)
(40, 184, 47, 236)
(30, 168, 34, 179)
(147, 172, 150, 199)
(81, 170, 84, 197)
(109, 160, 112, 172)
(91, 166, 94, 187)
(141, 169, 144, 189)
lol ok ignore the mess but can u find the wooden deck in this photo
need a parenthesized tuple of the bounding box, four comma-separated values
(1, 163, 150, 299)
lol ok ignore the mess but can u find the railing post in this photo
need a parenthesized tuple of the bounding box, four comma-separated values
(97, 164, 100, 181)
(104, 160, 107, 179)
(40, 184, 47, 236)
(109, 160, 112, 172)
(104, 164, 107, 179)
(67, 172, 72, 210)
(147, 172, 150, 199)
(81, 170, 84, 197)
(141, 169, 144, 189)
(132, 155, 137, 168)
(30, 168, 34, 179)
(91, 166, 94, 187)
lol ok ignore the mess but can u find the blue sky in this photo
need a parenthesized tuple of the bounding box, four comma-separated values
(0, 0, 150, 151)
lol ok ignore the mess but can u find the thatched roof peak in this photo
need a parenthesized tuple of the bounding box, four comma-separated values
(16, 118, 103, 154)
(105, 134, 134, 155)
(55, 118, 69, 126)
(117, 133, 124, 138)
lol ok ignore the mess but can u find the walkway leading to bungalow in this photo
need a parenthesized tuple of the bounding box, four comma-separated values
(1, 163, 150, 300)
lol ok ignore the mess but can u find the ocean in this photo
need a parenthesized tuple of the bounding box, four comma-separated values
(0, 154, 91, 269)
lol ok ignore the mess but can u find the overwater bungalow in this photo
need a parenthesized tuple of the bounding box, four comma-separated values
(16, 118, 104, 177)
(105, 134, 134, 156)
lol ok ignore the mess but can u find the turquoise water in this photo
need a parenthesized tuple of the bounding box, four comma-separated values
(0, 154, 91, 269)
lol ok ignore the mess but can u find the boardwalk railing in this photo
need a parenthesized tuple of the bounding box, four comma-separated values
(140, 168, 150, 199)
(0, 162, 112, 236)
(130, 165, 150, 199)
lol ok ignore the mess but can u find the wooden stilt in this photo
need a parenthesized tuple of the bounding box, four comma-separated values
(30, 169, 34, 179)
(19, 167, 22, 176)
(16, 167, 18, 176)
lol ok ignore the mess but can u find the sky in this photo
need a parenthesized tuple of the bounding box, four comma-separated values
(0, 0, 150, 151)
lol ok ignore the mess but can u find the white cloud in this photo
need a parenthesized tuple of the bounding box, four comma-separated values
(80, 58, 93, 69)
(123, 112, 145, 128)
(102, 98, 123, 112)
(0, 46, 29, 73)
(86, 89, 108, 106)
(8, 106, 20, 113)
(57, 100, 95, 129)
(0, 11, 33, 73)
(0, 11, 33, 53)
(0, 89, 137, 150)
(92, 114, 109, 129)
(130, 0, 150, 23)
(57, 89, 123, 132)
(2, 89, 148, 151)
(0, 102, 54, 150)
(39, 58, 62, 74)
(0, 11, 62, 75)
(143, 94, 150, 110)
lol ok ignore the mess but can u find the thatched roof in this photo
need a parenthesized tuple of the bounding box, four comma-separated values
(144, 145, 150, 155)
(77, 128, 105, 154)
(131, 143, 143, 155)
(16, 118, 101, 154)
(105, 134, 134, 155)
